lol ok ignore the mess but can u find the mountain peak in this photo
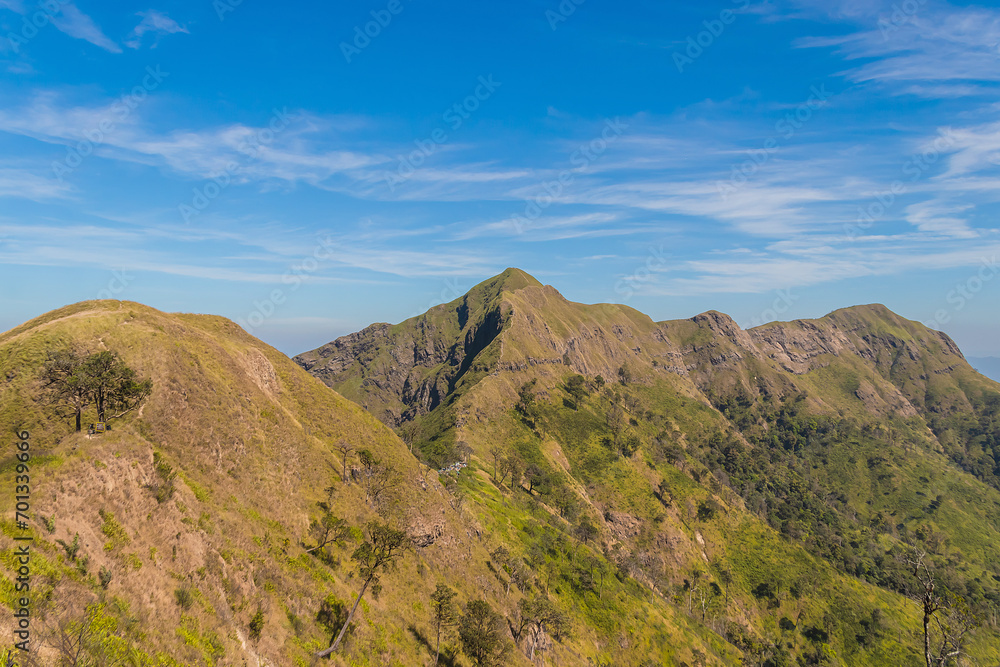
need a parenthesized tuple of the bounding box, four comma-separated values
(474, 267, 543, 294)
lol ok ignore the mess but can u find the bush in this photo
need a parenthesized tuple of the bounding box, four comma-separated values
(174, 587, 194, 610)
(149, 452, 177, 503)
(248, 609, 265, 641)
(99, 567, 113, 589)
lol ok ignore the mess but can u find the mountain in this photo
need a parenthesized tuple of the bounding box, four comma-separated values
(298, 269, 1000, 665)
(969, 356, 1000, 383)
(0, 299, 736, 666)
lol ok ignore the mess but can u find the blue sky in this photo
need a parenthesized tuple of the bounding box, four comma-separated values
(1, 0, 999, 358)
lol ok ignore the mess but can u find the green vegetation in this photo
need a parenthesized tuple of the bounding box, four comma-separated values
(42, 348, 151, 431)
(4, 276, 1000, 665)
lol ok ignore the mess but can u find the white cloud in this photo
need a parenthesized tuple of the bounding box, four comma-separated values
(51, 3, 121, 53)
(125, 10, 188, 49)
(904, 201, 977, 238)
(0, 168, 72, 200)
(0, 96, 387, 188)
(636, 233, 1000, 296)
(797, 3, 1000, 92)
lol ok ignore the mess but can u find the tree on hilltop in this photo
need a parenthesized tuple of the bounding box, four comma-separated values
(43, 349, 151, 431)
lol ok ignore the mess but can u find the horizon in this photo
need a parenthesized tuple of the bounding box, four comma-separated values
(2, 1, 1000, 358)
(5, 273, 1000, 386)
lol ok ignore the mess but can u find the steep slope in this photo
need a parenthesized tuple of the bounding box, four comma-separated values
(298, 270, 1000, 666)
(0, 300, 736, 667)
(0, 301, 475, 665)
(294, 268, 689, 427)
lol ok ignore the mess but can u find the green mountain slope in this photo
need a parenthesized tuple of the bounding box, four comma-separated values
(297, 270, 1000, 666)
(0, 300, 741, 667)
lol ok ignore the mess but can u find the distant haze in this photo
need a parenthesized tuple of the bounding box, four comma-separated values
(969, 358, 1000, 384)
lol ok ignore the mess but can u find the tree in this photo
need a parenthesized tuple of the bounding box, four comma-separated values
(42, 349, 151, 431)
(316, 521, 410, 658)
(356, 449, 399, 509)
(617, 364, 632, 386)
(42, 349, 92, 432)
(430, 584, 458, 666)
(316, 595, 353, 651)
(248, 610, 265, 642)
(456, 440, 473, 464)
(489, 444, 507, 484)
(574, 516, 598, 545)
(515, 597, 569, 661)
(305, 510, 350, 557)
(82, 351, 151, 423)
(565, 374, 587, 408)
(906, 551, 980, 667)
(524, 463, 547, 494)
(516, 379, 539, 428)
(500, 453, 524, 491)
(606, 403, 626, 455)
(458, 599, 511, 667)
(334, 441, 355, 483)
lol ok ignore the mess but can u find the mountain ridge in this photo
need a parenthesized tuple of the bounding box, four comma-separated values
(296, 270, 992, 435)
(294, 268, 1000, 665)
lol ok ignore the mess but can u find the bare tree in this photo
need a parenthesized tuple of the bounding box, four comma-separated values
(356, 449, 399, 510)
(906, 550, 980, 667)
(334, 441, 355, 483)
(489, 444, 506, 484)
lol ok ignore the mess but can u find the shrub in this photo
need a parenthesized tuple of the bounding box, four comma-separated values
(248, 609, 265, 641)
(174, 587, 194, 610)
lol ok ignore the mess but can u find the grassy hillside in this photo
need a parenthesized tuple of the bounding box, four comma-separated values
(299, 271, 1000, 666)
(0, 300, 742, 667)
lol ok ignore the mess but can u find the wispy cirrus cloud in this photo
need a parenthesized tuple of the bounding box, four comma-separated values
(50, 3, 121, 53)
(0, 94, 387, 188)
(795, 1, 1000, 94)
(125, 10, 188, 49)
(636, 231, 1000, 296)
(0, 167, 72, 200)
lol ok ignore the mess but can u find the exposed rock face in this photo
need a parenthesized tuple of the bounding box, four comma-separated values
(749, 320, 852, 373)
(296, 273, 983, 430)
